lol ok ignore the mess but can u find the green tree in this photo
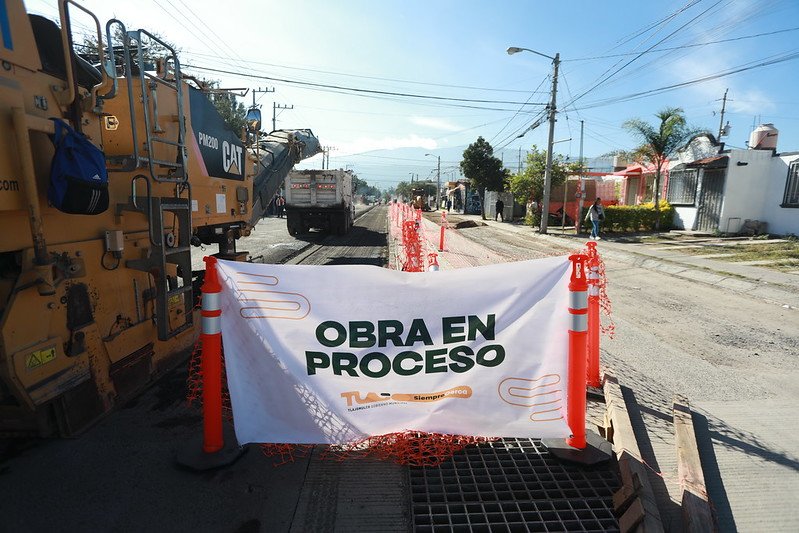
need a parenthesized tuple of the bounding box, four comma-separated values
(623, 107, 701, 229)
(208, 85, 247, 135)
(460, 137, 507, 219)
(509, 145, 569, 225)
(352, 176, 381, 199)
(394, 181, 414, 202)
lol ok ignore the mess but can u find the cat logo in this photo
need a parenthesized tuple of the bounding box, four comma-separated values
(222, 140, 243, 175)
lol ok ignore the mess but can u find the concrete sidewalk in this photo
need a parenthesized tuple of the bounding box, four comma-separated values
(436, 215, 799, 309)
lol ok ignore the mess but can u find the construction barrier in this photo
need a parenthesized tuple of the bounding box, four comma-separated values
(566, 254, 589, 449)
(186, 222, 614, 465)
(200, 256, 224, 453)
(439, 212, 447, 252)
(401, 219, 424, 272)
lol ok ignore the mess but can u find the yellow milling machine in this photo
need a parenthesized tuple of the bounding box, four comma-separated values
(0, 0, 320, 436)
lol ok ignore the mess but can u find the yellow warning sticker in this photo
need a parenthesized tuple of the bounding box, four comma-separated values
(26, 347, 56, 369)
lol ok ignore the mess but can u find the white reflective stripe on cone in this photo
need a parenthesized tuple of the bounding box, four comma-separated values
(202, 315, 221, 335)
(570, 313, 588, 332)
(202, 292, 221, 311)
(569, 290, 587, 310)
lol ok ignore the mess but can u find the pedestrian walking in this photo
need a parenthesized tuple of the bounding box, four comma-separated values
(276, 194, 286, 218)
(446, 198, 452, 212)
(495, 198, 504, 222)
(584, 197, 605, 240)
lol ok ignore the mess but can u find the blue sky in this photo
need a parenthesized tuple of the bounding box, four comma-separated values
(27, 0, 799, 189)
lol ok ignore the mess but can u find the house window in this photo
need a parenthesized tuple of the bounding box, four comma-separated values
(667, 168, 698, 205)
(783, 160, 799, 207)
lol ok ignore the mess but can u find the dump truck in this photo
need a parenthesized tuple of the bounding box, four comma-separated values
(285, 170, 355, 235)
(0, 0, 319, 436)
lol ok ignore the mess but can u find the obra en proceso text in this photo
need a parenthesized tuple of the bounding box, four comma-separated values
(306, 314, 505, 378)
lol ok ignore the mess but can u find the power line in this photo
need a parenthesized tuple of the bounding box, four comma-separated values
(494, 108, 549, 153)
(563, 0, 728, 110)
(489, 75, 550, 144)
(575, 49, 799, 110)
(606, 0, 702, 52)
(181, 49, 545, 94)
(566, 26, 799, 62)
(165, 0, 251, 72)
(182, 63, 548, 107)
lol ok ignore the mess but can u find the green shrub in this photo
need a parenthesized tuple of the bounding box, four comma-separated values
(580, 201, 674, 233)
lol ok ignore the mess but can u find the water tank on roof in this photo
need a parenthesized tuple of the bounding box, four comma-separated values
(612, 155, 627, 170)
(748, 123, 778, 150)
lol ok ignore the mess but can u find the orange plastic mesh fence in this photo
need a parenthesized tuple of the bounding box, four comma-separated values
(260, 443, 314, 467)
(319, 432, 496, 467)
(185, 316, 233, 421)
(595, 252, 615, 338)
(576, 245, 615, 339)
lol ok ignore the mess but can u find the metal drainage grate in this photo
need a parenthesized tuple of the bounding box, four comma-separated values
(409, 438, 619, 532)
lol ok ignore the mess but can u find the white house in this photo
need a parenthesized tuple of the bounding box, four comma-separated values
(668, 125, 799, 236)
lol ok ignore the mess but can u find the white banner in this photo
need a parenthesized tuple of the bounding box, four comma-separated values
(216, 257, 572, 444)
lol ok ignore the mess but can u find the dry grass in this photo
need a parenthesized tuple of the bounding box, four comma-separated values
(669, 239, 799, 272)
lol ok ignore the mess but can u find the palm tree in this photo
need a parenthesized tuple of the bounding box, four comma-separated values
(623, 107, 699, 230)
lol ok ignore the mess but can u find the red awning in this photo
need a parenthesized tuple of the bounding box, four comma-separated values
(612, 163, 645, 176)
(612, 161, 669, 176)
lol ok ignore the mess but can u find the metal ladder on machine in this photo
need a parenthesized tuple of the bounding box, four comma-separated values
(112, 26, 193, 341)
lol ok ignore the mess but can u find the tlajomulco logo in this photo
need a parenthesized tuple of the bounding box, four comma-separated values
(341, 386, 472, 411)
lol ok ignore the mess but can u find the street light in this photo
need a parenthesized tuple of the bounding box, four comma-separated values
(425, 153, 441, 210)
(507, 46, 560, 234)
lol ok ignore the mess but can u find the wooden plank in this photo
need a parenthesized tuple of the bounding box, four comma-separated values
(604, 371, 665, 533)
(673, 395, 715, 532)
(603, 372, 641, 458)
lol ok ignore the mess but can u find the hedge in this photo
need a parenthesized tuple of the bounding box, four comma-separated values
(581, 201, 674, 233)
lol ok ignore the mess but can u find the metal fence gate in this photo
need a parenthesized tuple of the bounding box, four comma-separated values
(695, 169, 725, 232)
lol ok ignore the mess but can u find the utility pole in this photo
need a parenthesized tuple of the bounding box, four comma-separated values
(251, 86, 274, 110)
(436, 156, 441, 210)
(518, 147, 522, 174)
(273, 102, 294, 131)
(425, 153, 441, 209)
(249, 87, 274, 157)
(578, 120, 584, 235)
(540, 53, 560, 234)
(717, 88, 729, 140)
(560, 124, 582, 232)
(321, 146, 334, 169)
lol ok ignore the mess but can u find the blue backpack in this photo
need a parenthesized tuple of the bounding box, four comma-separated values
(48, 118, 109, 215)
